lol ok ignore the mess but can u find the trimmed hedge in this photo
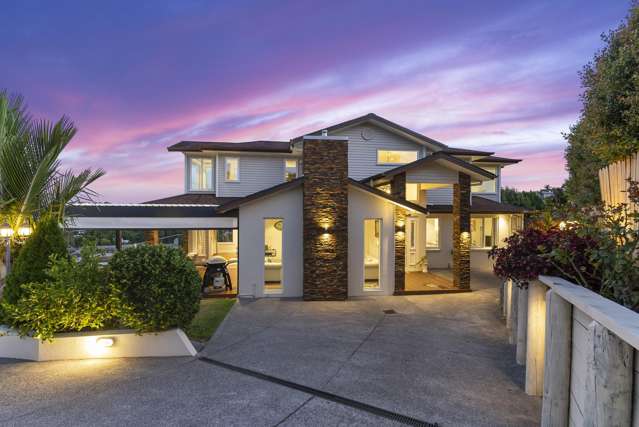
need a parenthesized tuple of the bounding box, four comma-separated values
(109, 245, 201, 332)
(3, 216, 67, 305)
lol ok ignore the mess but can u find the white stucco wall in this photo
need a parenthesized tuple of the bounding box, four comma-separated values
(237, 187, 303, 298)
(348, 187, 396, 297)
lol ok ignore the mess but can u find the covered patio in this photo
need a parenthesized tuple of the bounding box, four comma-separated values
(65, 203, 239, 298)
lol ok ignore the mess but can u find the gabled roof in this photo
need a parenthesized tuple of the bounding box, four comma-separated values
(216, 178, 305, 213)
(362, 152, 496, 185)
(143, 193, 241, 205)
(474, 155, 521, 164)
(427, 196, 526, 214)
(168, 140, 291, 153)
(215, 176, 429, 215)
(441, 147, 494, 156)
(290, 113, 448, 150)
(347, 179, 429, 215)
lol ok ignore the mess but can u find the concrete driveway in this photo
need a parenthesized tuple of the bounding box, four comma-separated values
(202, 271, 541, 426)
(0, 272, 540, 426)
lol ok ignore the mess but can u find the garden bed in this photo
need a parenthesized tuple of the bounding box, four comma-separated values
(0, 326, 196, 361)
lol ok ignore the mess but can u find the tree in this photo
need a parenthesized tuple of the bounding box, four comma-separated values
(501, 187, 545, 210)
(0, 91, 105, 234)
(564, 4, 639, 206)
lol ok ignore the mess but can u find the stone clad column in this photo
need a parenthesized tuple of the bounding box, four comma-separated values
(391, 173, 407, 294)
(302, 136, 349, 300)
(452, 172, 470, 289)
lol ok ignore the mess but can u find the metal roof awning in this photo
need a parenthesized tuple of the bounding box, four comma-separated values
(65, 203, 237, 230)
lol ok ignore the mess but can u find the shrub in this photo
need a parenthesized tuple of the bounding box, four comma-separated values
(109, 245, 201, 332)
(1, 243, 121, 340)
(3, 216, 67, 305)
(489, 224, 600, 289)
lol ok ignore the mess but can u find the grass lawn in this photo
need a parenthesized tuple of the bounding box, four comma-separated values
(186, 299, 235, 342)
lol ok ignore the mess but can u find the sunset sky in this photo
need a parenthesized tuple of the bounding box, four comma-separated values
(2, 1, 630, 202)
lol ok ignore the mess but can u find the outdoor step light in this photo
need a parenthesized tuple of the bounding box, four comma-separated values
(96, 337, 115, 348)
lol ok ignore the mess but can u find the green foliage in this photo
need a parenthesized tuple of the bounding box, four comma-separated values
(109, 245, 201, 332)
(3, 216, 67, 304)
(1, 243, 122, 340)
(501, 187, 545, 210)
(0, 90, 104, 233)
(564, 4, 639, 206)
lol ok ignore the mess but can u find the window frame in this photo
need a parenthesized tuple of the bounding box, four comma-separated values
(425, 217, 440, 250)
(363, 218, 383, 292)
(284, 158, 298, 182)
(224, 157, 240, 182)
(188, 157, 214, 192)
(376, 149, 419, 165)
(471, 166, 498, 194)
(470, 216, 498, 249)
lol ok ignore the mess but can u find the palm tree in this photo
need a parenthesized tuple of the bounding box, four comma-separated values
(0, 91, 105, 235)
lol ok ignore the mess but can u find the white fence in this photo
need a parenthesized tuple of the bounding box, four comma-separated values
(502, 276, 639, 426)
(599, 152, 639, 206)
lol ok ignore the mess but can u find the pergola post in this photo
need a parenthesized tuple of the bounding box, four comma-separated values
(144, 230, 159, 245)
(452, 172, 470, 289)
(115, 230, 123, 251)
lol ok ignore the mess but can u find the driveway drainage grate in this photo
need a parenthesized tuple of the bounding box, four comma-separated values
(198, 356, 438, 427)
(383, 309, 398, 314)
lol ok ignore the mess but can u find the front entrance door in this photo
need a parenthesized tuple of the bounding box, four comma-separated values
(406, 217, 418, 271)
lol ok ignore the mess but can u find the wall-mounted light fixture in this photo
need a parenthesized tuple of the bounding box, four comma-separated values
(96, 337, 115, 348)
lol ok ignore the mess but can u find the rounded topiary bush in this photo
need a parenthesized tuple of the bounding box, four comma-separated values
(3, 216, 68, 305)
(109, 245, 201, 332)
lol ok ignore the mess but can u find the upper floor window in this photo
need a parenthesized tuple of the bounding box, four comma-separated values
(377, 150, 418, 165)
(284, 159, 298, 181)
(472, 166, 497, 193)
(406, 183, 420, 201)
(189, 158, 213, 191)
(225, 157, 239, 182)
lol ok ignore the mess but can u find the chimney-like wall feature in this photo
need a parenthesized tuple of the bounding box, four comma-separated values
(391, 173, 407, 294)
(302, 135, 349, 300)
(453, 172, 471, 289)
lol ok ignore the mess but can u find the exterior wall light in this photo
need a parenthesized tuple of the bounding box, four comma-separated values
(96, 337, 115, 348)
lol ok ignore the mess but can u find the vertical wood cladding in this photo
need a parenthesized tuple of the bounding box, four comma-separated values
(302, 138, 349, 300)
(453, 172, 471, 289)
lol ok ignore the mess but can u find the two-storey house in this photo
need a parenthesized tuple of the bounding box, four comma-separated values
(68, 113, 524, 300)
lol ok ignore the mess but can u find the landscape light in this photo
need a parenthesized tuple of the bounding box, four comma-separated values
(0, 220, 13, 238)
(17, 219, 32, 237)
(96, 337, 115, 348)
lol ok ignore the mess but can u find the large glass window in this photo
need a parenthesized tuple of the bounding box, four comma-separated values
(406, 183, 419, 201)
(472, 166, 497, 193)
(425, 218, 439, 249)
(189, 158, 213, 191)
(363, 219, 381, 290)
(471, 217, 497, 248)
(377, 150, 418, 165)
(264, 218, 283, 294)
(225, 157, 239, 182)
(284, 159, 298, 181)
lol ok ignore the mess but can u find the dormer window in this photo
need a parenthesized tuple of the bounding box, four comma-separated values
(189, 158, 213, 191)
(377, 150, 418, 165)
(284, 159, 298, 181)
